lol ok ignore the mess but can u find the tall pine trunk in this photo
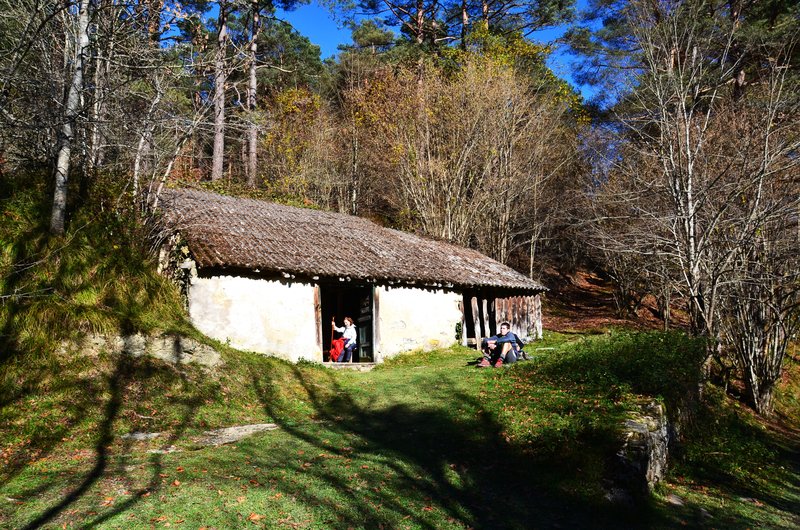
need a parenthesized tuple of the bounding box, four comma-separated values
(246, 1, 260, 187)
(211, 1, 228, 181)
(460, 0, 468, 49)
(50, 0, 91, 236)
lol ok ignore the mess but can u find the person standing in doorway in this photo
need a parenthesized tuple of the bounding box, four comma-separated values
(332, 317, 357, 362)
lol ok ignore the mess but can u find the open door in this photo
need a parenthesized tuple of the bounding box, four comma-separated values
(320, 284, 373, 362)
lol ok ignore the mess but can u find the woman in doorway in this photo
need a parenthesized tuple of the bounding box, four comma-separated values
(332, 317, 357, 362)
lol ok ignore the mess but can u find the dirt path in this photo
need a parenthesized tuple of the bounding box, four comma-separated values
(542, 270, 683, 333)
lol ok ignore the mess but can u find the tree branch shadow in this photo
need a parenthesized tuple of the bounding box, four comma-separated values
(243, 362, 629, 529)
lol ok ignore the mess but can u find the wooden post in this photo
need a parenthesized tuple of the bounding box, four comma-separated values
(372, 286, 380, 362)
(508, 297, 515, 336)
(533, 293, 543, 340)
(481, 298, 490, 339)
(488, 297, 496, 336)
(459, 298, 467, 346)
(471, 296, 481, 350)
(313, 285, 322, 361)
(518, 296, 531, 337)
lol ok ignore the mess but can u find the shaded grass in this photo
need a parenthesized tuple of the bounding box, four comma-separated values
(0, 345, 628, 529)
(0, 173, 192, 366)
(2, 333, 797, 529)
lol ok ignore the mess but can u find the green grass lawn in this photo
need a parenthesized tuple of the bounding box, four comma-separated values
(2, 333, 798, 529)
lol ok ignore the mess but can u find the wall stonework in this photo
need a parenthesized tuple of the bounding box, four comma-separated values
(375, 286, 461, 360)
(605, 400, 670, 503)
(189, 275, 320, 362)
(61, 333, 222, 368)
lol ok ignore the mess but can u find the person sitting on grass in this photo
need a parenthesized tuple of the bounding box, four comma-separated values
(477, 336, 500, 368)
(477, 322, 527, 368)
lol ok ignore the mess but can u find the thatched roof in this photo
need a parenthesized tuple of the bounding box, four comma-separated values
(159, 188, 546, 292)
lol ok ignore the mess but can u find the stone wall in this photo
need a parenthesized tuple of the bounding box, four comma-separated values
(375, 286, 462, 360)
(72, 333, 222, 368)
(606, 400, 670, 502)
(189, 275, 320, 363)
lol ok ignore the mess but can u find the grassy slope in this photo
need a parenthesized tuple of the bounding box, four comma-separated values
(1, 181, 798, 528)
(2, 337, 798, 529)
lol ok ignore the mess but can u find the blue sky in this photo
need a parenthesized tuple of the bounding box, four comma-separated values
(276, 1, 596, 100)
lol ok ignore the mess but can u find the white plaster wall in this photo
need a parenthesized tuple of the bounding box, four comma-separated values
(376, 286, 461, 360)
(189, 275, 320, 362)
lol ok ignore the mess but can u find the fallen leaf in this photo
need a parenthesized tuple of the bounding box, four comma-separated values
(247, 512, 265, 522)
(172, 480, 181, 487)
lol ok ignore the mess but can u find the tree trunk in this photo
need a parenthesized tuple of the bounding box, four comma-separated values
(133, 79, 163, 202)
(416, 0, 424, 44)
(461, 0, 468, 49)
(50, 0, 91, 236)
(350, 120, 358, 215)
(246, 1, 260, 187)
(743, 359, 775, 416)
(211, 1, 228, 181)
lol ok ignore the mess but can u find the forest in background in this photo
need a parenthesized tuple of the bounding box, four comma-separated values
(0, 0, 798, 415)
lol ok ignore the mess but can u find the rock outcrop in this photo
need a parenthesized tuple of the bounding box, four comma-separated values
(606, 400, 670, 503)
(75, 333, 223, 368)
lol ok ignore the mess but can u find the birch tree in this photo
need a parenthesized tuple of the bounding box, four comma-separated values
(50, 0, 91, 236)
(581, 0, 800, 410)
(211, 0, 229, 181)
(245, 0, 262, 186)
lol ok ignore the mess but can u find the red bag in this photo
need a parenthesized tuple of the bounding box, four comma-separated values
(329, 337, 345, 362)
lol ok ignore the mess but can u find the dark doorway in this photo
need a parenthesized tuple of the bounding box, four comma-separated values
(462, 293, 496, 343)
(321, 284, 373, 362)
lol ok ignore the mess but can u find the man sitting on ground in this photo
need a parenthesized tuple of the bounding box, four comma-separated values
(477, 322, 527, 367)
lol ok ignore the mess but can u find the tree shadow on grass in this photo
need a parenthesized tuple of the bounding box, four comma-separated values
(243, 362, 641, 529)
(664, 407, 800, 528)
(4, 349, 207, 530)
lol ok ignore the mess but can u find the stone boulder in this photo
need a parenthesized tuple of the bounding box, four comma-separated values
(76, 333, 223, 368)
(606, 400, 670, 502)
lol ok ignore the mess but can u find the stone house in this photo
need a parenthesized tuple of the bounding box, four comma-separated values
(159, 188, 546, 363)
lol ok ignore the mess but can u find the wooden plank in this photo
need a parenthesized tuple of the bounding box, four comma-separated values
(313, 285, 322, 361)
(488, 297, 496, 336)
(529, 296, 534, 338)
(471, 296, 482, 350)
(522, 296, 530, 340)
(513, 297, 522, 337)
(533, 294, 543, 340)
(508, 297, 515, 336)
(373, 286, 381, 361)
(481, 298, 490, 338)
(458, 298, 467, 346)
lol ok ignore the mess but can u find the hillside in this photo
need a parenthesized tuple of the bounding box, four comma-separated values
(1, 183, 799, 529)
